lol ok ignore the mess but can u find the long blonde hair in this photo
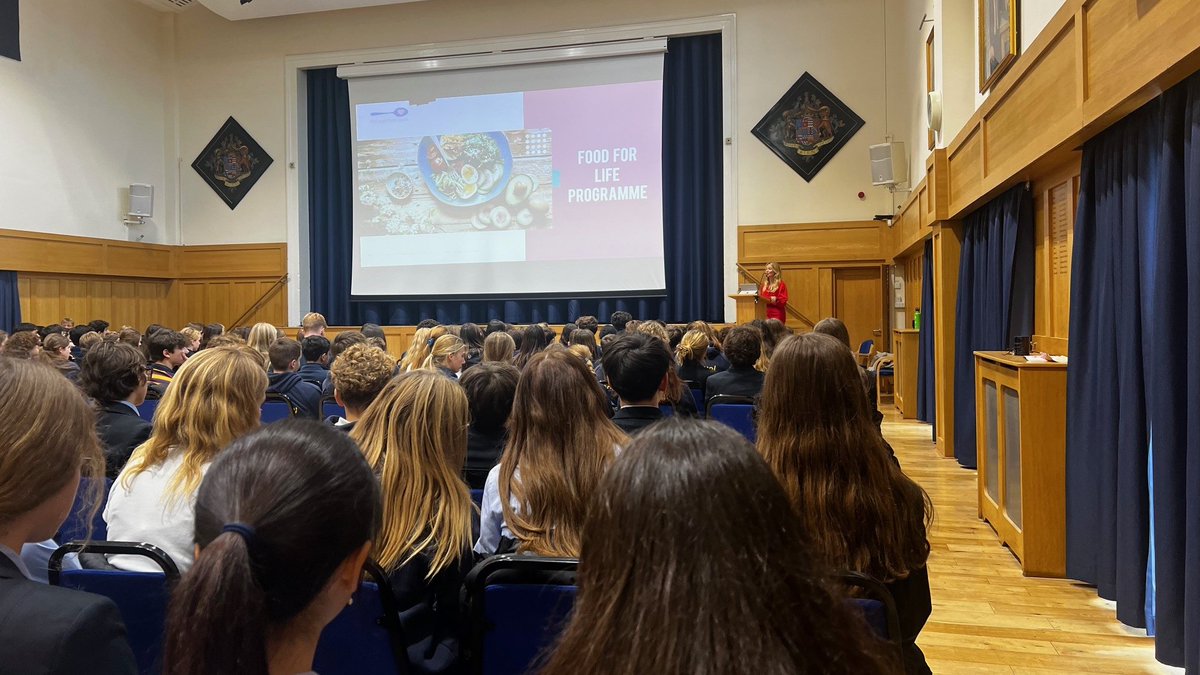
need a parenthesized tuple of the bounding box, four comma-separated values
(351, 370, 473, 576)
(246, 323, 277, 368)
(500, 346, 627, 556)
(675, 329, 709, 365)
(763, 262, 782, 292)
(400, 326, 446, 372)
(119, 347, 267, 501)
(422, 334, 465, 370)
(482, 331, 515, 363)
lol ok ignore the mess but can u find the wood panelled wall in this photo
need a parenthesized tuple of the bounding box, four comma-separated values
(6, 229, 287, 329)
(738, 221, 886, 336)
(1033, 159, 1080, 356)
(897, 252, 924, 330)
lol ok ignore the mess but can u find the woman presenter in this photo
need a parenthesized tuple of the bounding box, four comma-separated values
(760, 262, 789, 322)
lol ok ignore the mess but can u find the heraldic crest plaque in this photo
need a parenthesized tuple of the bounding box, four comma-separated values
(192, 117, 274, 210)
(752, 72, 864, 183)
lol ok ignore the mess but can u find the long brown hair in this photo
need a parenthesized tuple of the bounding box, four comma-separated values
(351, 370, 473, 576)
(482, 331, 515, 363)
(500, 346, 626, 556)
(163, 421, 379, 675)
(119, 347, 267, 502)
(0, 358, 105, 538)
(757, 333, 931, 581)
(540, 418, 896, 675)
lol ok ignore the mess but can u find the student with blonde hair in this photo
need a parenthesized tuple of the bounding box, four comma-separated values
(477, 346, 627, 557)
(675, 329, 715, 389)
(351, 370, 474, 674)
(482, 331, 515, 363)
(400, 325, 446, 373)
(300, 312, 327, 338)
(246, 322, 278, 368)
(105, 347, 267, 572)
(0, 358, 138, 673)
(423, 334, 468, 378)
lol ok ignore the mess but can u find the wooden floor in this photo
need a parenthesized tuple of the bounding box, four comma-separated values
(882, 413, 1180, 675)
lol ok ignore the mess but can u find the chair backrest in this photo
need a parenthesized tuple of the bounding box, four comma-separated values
(321, 396, 346, 420)
(261, 393, 296, 423)
(706, 395, 757, 442)
(464, 555, 578, 675)
(837, 570, 903, 663)
(314, 561, 409, 675)
(659, 402, 675, 418)
(858, 339, 875, 355)
(55, 476, 113, 544)
(137, 398, 158, 423)
(689, 388, 705, 416)
(49, 542, 180, 675)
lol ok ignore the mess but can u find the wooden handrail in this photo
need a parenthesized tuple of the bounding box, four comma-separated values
(735, 263, 816, 328)
(230, 274, 288, 328)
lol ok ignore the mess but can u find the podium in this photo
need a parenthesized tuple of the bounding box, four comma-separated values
(729, 294, 764, 324)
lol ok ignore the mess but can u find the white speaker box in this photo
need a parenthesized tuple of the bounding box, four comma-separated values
(129, 184, 154, 218)
(869, 142, 908, 187)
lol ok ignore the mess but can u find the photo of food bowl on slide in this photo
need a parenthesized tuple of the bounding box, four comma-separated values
(348, 72, 666, 299)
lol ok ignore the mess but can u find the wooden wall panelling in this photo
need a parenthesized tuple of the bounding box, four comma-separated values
(933, 223, 962, 458)
(1033, 157, 1081, 348)
(175, 243, 287, 279)
(947, 125, 984, 217)
(739, 222, 884, 263)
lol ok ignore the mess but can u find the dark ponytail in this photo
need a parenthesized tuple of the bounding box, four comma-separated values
(163, 420, 381, 675)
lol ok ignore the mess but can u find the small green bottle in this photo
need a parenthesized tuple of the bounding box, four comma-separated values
(913, 308, 921, 330)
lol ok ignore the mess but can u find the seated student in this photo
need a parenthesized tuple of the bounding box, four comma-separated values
(675, 329, 716, 390)
(105, 347, 266, 573)
(459, 363, 519, 490)
(609, 310, 632, 333)
(145, 328, 188, 391)
(322, 330, 369, 397)
(178, 327, 201, 357)
(482, 331, 515, 364)
(757, 333, 933, 675)
(814, 317, 878, 414)
(602, 333, 671, 436)
(0, 358, 138, 674)
(632, 323, 698, 418)
(1, 331, 41, 359)
(485, 319, 507, 336)
(87, 319, 110, 334)
(460, 322, 485, 371)
(703, 325, 766, 405)
(569, 329, 598, 360)
(351, 371, 474, 675)
(68, 324, 92, 362)
(512, 324, 551, 370)
(400, 326, 446, 373)
(42, 333, 80, 381)
(541, 419, 895, 675)
(266, 338, 323, 419)
(327, 343, 395, 432)
(298, 336, 331, 388)
(162, 421, 378, 675)
(687, 320, 730, 372)
(299, 311, 327, 339)
(117, 327, 141, 348)
(361, 323, 387, 351)
(198, 323, 223, 350)
(422, 334, 468, 379)
(78, 330, 102, 357)
(476, 346, 627, 557)
(78, 342, 152, 479)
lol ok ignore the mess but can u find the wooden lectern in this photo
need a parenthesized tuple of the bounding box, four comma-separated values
(729, 293, 765, 324)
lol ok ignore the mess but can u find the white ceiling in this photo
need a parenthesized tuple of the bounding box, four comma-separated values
(194, 0, 429, 20)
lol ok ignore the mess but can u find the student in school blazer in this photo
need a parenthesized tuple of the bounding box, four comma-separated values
(0, 552, 137, 675)
(96, 402, 152, 479)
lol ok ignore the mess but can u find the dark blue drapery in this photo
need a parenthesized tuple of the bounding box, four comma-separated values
(0, 271, 20, 333)
(916, 237, 935, 430)
(951, 184, 1035, 468)
(308, 34, 724, 325)
(1068, 69, 1200, 671)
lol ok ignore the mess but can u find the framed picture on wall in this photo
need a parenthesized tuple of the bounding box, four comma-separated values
(979, 0, 1019, 92)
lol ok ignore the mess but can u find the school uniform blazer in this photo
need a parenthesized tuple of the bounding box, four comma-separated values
(703, 366, 765, 405)
(96, 402, 152, 480)
(611, 406, 664, 435)
(0, 554, 137, 675)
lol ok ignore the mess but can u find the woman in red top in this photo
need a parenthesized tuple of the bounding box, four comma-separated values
(760, 262, 788, 322)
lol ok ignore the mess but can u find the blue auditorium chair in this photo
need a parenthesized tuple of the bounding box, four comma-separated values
(837, 570, 902, 665)
(706, 395, 757, 442)
(313, 560, 409, 675)
(55, 476, 113, 544)
(856, 339, 875, 367)
(137, 398, 158, 423)
(689, 388, 705, 417)
(261, 393, 296, 423)
(321, 395, 346, 421)
(464, 555, 578, 675)
(49, 542, 180, 675)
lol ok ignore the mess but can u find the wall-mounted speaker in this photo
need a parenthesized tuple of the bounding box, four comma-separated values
(129, 184, 154, 218)
(869, 142, 909, 187)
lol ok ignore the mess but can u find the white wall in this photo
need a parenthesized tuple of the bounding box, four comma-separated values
(0, 0, 175, 244)
(170, 0, 892, 249)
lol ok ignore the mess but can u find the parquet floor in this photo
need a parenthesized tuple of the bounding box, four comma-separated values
(882, 413, 1181, 674)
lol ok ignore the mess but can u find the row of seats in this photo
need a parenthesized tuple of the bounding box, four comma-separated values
(136, 396, 347, 425)
(661, 394, 756, 442)
(47, 543, 902, 675)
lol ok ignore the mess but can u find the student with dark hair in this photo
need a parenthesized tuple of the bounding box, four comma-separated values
(758, 333, 933, 674)
(459, 322, 485, 370)
(814, 316, 878, 412)
(459, 362, 519, 489)
(117, 327, 142, 348)
(327, 343, 396, 432)
(198, 323, 224, 350)
(42, 333, 80, 381)
(361, 323, 387, 350)
(485, 319, 507, 336)
(68, 324, 92, 362)
(145, 329, 188, 389)
(0, 358, 138, 674)
(267, 338, 322, 419)
(569, 328, 598, 360)
(78, 342, 152, 478)
(609, 311, 632, 333)
(602, 333, 671, 435)
(558, 321, 578, 347)
(541, 418, 895, 675)
(513, 324, 551, 370)
(1, 331, 41, 359)
(574, 315, 599, 335)
(12, 322, 38, 335)
(87, 319, 110, 334)
(298, 336, 331, 389)
(703, 325, 765, 405)
(416, 318, 441, 330)
(162, 421, 379, 675)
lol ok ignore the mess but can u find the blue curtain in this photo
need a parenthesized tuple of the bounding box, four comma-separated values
(308, 34, 724, 325)
(916, 238, 935, 430)
(951, 184, 1035, 467)
(0, 272, 20, 332)
(1067, 69, 1200, 671)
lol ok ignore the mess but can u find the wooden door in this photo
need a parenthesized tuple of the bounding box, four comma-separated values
(833, 267, 884, 354)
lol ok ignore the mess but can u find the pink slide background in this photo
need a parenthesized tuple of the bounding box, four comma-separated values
(522, 81, 664, 262)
